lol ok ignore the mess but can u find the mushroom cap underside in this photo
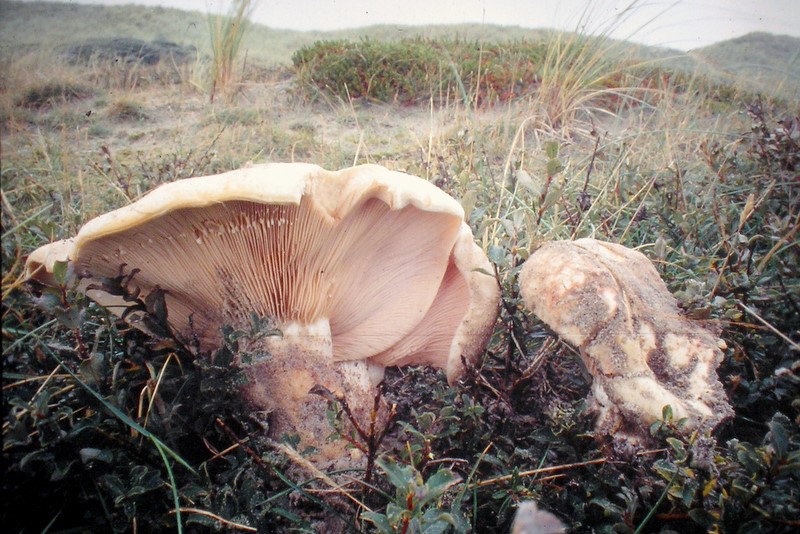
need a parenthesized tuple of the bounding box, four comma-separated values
(26, 163, 499, 383)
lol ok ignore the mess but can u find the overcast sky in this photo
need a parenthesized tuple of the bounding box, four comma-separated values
(28, 0, 800, 50)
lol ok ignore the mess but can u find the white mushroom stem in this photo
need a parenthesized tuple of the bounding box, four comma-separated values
(238, 318, 384, 462)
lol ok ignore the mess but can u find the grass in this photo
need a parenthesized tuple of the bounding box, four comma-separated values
(2, 2, 799, 533)
(207, 0, 257, 102)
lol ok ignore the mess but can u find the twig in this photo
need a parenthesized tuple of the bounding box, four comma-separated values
(202, 437, 240, 463)
(756, 212, 799, 273)
(582, 131, 601, 192)
(470, 457, 608, 488)
(171, 508, 256, 532)
(738, 302, 800, 351)
(214, 418, 370, 512)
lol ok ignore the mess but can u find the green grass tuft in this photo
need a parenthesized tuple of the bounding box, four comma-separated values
(208, 0, 257, 102)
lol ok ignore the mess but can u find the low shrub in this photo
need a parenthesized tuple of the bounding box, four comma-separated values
(16, 80, 93, 109)
(62, 38, 196, 67)
(292, 38, 548, 106)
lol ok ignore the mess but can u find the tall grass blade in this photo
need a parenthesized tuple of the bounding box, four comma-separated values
(208, 0, 257, 102)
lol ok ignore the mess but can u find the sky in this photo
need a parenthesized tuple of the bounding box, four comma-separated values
(28, 0, 800, 51)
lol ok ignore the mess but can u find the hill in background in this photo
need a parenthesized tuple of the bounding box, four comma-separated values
(2, 0, 798, 99)
(689, 32, 800, 98)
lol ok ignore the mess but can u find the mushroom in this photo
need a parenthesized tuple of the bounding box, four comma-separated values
(26, 162, 499, 462)
(511, 501, 566, 534)
(518, 238, 732, 442)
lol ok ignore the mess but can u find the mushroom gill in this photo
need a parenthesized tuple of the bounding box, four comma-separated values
(25, 162, 500, 463)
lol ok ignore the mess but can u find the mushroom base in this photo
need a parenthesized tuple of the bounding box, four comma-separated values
(236, 319, 385, 468)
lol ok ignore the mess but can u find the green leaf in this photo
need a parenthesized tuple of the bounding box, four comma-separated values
(542, 183, 563, 207)
(79, 447, 114, 464)
(544, 140, 559, 159)
(688, 507, 714, 527)
(377, 456, 416, 491)
(460, 189, 477, 218)
(515, 169, 539, 195)
(487, 244, 507, 265)
(545, 158, 564, 176)
(32, 289, 62, 312)
(52, 260, 69, 285)
(78, 352, 104, 385)
(590, 497, 625, 517)
(666, 437, 687, 459)
(421, 509, 458, 534)
(416, 469, 461, 508)
(736, 442, 765, 475)
(766, 412, 790, 458)
(361, 512, 394, 534)
(56, 306, 83, 329)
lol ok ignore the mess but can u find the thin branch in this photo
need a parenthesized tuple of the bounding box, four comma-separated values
(172, 508, 257, 532)
(470, 457, 608, 488)
(738, 302, 800, 351)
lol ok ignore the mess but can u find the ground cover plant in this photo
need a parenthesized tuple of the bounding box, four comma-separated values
(2, 2, 798, 533)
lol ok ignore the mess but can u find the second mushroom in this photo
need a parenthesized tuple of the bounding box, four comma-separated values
(26, 163, 500, 463)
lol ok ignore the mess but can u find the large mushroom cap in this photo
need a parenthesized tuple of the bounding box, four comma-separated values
(26, 162, 498, 383)
(27, 164, 498, 381)
(26, 162, 500, 462)
(518, 238, 733, 442)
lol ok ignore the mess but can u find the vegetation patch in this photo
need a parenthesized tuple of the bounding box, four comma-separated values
(107, 98, 148, 122)
(4, 98, 797, 534)
(15, 80, 93, 110)
(293, 38, 549, 105)
(62, 38, 197, 66)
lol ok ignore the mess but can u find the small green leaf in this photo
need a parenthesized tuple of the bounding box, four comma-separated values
(515, 169, 539, 195)
(542, 183, 563, 207)
(377, 456, 415, 491)
(78, 353, 104, 385)
(766, 413, 790, 458)
(56, 306, 83, 329)
(460, 189, 477, 218)
(666, 437, 687, 459)
(590, 497, 625, 517)
(688, 507, 714, 527)
(421, 509, 458, 534)
(544, 140, 559, 159)
(654, 235, 667, 260)
(416, 469, 461, 508)
(361, 512, 394, 534)
(487, 244, 507, 265)
(736, 442, 765, 474)
(545, 158, 564, 176)
(79, 447, 114, 464)
(52, 260, 69, 285)
(32, 289, 63, 312)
